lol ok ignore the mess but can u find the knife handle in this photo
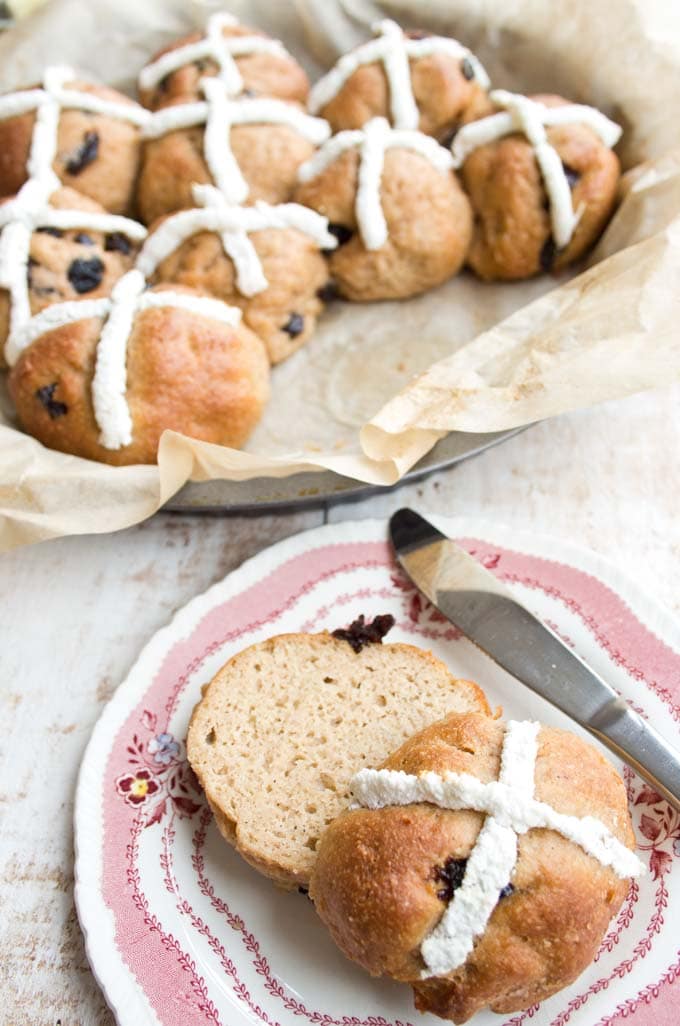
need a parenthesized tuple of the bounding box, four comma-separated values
(589, 697, 680, 809)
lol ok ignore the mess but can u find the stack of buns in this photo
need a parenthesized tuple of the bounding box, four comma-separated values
(0, 13, 623, 466)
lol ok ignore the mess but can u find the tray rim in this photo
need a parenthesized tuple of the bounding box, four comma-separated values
(163, 427, 526, 514)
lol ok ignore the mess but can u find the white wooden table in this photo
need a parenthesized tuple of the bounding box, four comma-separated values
(2, 384, 679, 1025)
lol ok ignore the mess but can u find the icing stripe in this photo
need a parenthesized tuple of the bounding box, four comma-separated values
(0, 200, 147, 239)
(0, 67, 150, 134)
(450, 90, 622, 249)
(450, 111, 516, 166)
(540, 103, 622, 146)
(25, 94, 61, 184)
(350, 717, 644, 979)
(91, 270, 142, 450)
(137, 289, 242, 324)
(41, 65, 151, 127)
(420, 720, 539, 976)
(308, 18, 490, 129)
(207, 13, 246, 97)
(33, 210, 147, 238)
(379, 20, 419, 131)
(138, 11, 290, 95)
(8, 296, 108, 360)
(0, 88, 46, 119)
(297, 117, 453, 250)
(143, 91, 330, 142)
(0, 220, 34, 365)
(296, 130, 365, 182)
(356, 118, 390, 250)
(421, 816, 519, 976)
(351, 765, 642, 877)
(201, 76, 249, 203)
(142, 101, 207, 138)
(406, 36, 490, 90)
(220, 229, 268, 295)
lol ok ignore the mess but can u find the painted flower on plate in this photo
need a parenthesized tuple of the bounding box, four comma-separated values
(116, 768, 161, 806)
(148, 732, 180, 765)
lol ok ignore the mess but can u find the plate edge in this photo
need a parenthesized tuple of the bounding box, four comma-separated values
(73, 515, 680, 1026)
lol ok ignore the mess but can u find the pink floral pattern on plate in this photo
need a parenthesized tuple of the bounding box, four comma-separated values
(74, 521, 680, 1026)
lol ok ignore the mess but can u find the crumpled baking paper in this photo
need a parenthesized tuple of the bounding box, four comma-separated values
(0, 0, 679, 548)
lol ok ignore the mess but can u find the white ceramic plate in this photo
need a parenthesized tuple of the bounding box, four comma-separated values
(74, 517, 680, 1026)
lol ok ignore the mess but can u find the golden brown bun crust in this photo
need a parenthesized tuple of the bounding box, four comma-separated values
(294, 148, 472, 300)
(318, 33, 486, 141)
(139, 23, 310, 110)
(152, 224, 330, 364)
(0, 80, 143, 215)
(0, 187, 137, 362)
(310, 712, 635, 1024)
(137, 108, 316, 224)
(461, 95, 620, 280)
(8, 285, 270, 465)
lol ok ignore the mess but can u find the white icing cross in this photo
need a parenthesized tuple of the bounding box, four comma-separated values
(451, 89, 622, 249)
(143, 80, 331, 205)
(138, 12, 292, 97)
(308, 19, 490, 130)
(136, 183, 337, 298)
(351, 719, 644, 979)
(0, 65, 150, 197)
(13, 269, 242, 450)
(297, 116, 454, 250)
(0, 180, 147, 367)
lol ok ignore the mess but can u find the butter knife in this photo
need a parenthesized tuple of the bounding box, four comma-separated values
(390, 508, 680, 810)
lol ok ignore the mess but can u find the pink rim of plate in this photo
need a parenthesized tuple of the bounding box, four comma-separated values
(74, 517, 680, 1026)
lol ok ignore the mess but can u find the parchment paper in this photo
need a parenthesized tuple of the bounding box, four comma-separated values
(1, 0, 679, 548)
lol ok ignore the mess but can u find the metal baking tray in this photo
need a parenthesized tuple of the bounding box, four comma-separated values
(165, 427, 523, 514)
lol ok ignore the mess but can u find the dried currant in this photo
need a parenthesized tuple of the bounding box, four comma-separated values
(105, 232, 131, 255)
(283, 312, 304, 337)
(327, 223, 353, 247)
(65, 130, 100, 175)
(460, 57, 475, 81)
(539, 236, 557, 272)
(562, 163, 581, 189)
(68, 257, 104, 293)
(316, 280, 339, 302)
(332, 614, 395, 653)
(35, 383, 68, 419)
(433, 858, 468, 902)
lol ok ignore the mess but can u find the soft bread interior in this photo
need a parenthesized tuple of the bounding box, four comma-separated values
(187, 631, 490, 887)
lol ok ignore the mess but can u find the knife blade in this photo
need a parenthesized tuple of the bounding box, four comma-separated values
(390, 508, 680, 811)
